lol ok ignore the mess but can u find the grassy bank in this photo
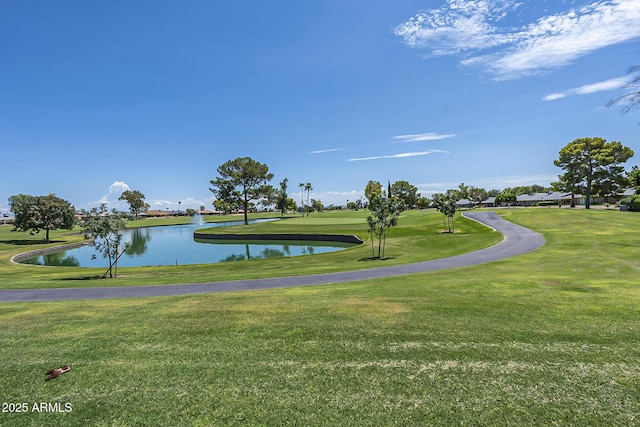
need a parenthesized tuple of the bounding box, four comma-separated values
(0, 208, 639, 425)
(0, 210, 499, 289)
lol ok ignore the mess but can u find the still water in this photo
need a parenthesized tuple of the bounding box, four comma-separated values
(21, 219, 355, 268)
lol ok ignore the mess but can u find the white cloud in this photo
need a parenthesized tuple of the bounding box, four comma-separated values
(543, 75, 632, 101)
(310, 148, 344, 154)
(148, 197, 211, 211)
(348, 150, 448, 162)
(395, 0, 516, 54)
(95, 181, 130, 207)
(393, 132, 457, 142)
(395, 0, 640, 79)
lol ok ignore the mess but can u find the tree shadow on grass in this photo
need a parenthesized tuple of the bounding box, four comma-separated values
(55, 275, 103, 281)
(0, 239, 63, 246)
(358, 256, 397, 262)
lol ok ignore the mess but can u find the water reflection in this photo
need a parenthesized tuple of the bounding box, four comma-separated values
(125, 228, 151, 256)
(219, 244, 286, 262)
(23, 250, 80, 267)
(20, 220, 356, 267)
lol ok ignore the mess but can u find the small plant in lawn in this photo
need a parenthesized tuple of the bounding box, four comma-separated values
(366, 196, 401, 259)
(82, 204, 129, 278)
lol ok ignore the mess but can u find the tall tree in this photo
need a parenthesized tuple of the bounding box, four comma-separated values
(118, 189, 150, 220)
(212, 180, 239, 214)
(304, 182, 313, 216)
(209, 157, 274, 225)
(298, 183, 305, 216)
(276, 178, 289, 216)
(554, 137, 634, 209)
(8, 194, 76, 243)
(552, 162, 582, 207)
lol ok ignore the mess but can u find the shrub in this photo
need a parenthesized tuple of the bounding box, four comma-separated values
(621, 195, 640, 212)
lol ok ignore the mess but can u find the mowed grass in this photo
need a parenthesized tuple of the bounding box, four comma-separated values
(0, 210, 500, 289)
(0, 208, 639, 425)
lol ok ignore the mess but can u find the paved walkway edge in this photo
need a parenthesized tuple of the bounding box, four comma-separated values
(0, 211, 545, 302)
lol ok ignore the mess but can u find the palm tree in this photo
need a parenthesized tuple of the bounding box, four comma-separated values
(298, 183, 305, 216)
(304, 182, 312, 216)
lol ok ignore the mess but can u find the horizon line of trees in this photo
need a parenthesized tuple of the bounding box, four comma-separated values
(8, 135, 640, 243)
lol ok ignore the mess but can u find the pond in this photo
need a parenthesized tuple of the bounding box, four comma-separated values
(19, 218, 356, 268)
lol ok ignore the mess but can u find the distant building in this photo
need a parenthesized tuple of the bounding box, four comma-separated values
(456, 199, 473, 208)
(146, 209, 173, 217)
(482, 192, 581, 207)
(480, 197, 496, 208)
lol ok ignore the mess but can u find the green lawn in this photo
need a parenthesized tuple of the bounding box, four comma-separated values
(0, 209, 500, 289)
(1, 208, 639, 426)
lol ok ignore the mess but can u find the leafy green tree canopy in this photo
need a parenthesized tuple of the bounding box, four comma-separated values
(364, 181, 382, 207)
(8, 193, 76, 243)
(629, 166, 640, 193)
(495, 192, 517, 205)
(209, 157, 274, 225)
(554, 137, 634, 209)
(118, 189, 150, 220)
(390, 180, 419, 209)
(433, 195, 458, 232)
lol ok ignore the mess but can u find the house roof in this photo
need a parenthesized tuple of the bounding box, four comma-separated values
(517, 192, 575, 202)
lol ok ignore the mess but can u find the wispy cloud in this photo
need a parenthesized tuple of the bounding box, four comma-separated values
(477, 174, 558, 189)
(543, 75, 632, 101)
(310, 148, 344, 154)
(395, 0, 640, 79)
(348, 150, 448, 162)
(393, 132, 457, 142)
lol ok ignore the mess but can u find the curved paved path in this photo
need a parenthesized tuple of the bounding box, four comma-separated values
(0, 211, 544, 302)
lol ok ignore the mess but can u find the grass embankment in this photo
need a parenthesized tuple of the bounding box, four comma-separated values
(0, 208, 639, 425)
(0, 210, 499, 289)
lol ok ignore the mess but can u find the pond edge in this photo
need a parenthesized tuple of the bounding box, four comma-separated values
(11, 241, 92, 265)
(193, 232, 364, 245)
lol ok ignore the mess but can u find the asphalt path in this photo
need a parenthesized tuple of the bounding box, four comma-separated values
(0, 211, 545, 302)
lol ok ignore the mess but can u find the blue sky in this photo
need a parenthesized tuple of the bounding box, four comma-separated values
(2, 0, 640, 213)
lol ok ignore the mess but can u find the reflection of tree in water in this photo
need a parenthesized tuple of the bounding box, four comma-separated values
(125, 228, 151, 256)
(220, 244, 285, 262)
(221, 254, 247, 262)
(258, 248, 285, 259)
(300, 245, 315, 255)
(42, 251, 80, 267)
